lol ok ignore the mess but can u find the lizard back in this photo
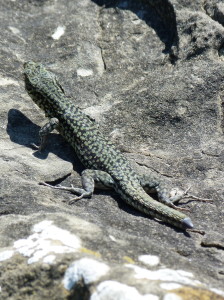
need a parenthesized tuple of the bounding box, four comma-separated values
(24, 61, 140, 181)
(24, 61, 194, 230)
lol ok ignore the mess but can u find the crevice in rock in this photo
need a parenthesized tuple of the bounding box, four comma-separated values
(201, 232, 224, 250)
(99, 46, 107, 70)
(201, 241, 224, 250)
(66, 279, 90, 300)
(218, 43, 224, 59)
(204, 0, 224, 27)
(93, 0, 179, 63)
(217, 93, 224, 133)
(40, 173, 72, 186)
(135, 161, 173, 178)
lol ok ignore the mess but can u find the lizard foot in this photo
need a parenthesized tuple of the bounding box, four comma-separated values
(169, 186, 213, 204)
(39, 182, 91, 204)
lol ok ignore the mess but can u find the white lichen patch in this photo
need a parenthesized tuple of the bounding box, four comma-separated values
(160, 283, 182, 291)
(63, 258, 110, 290)
(90, 281, 159, 300)
(163, 293, 182, 300)
(8, 26, 25, 42)
(210, 288, 224, 297)
(9, 26, 20, 35)
(0, 250, 14, 262)
(109, 235, 116, 242)
(138, 255, 160, 267)
(0, 77, 19, 86)
(126, 265, 202, 287)
(13, 220, 81, 264)
(77, 68, 93, 77)
(52, 26, 65, 40)
(43, 254, 56, 264)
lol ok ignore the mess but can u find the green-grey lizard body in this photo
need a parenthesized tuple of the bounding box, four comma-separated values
(24, 61, 201, 230)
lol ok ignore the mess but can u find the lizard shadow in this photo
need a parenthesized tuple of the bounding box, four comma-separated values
(91, 0, 179, 60)
(7, 109, 83, 173)
(112, 192, 191, 237)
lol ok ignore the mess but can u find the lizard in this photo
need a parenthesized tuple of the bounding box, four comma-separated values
(24, 61, 212, 231)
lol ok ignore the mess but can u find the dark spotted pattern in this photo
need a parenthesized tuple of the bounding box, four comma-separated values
(24, 61, 193, 230)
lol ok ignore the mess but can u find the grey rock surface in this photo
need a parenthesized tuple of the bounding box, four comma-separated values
(0, 0, 224, 299)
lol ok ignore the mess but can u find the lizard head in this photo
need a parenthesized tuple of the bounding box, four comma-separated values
(24, 61, 64, 114)
(24, 61, 42, 79)
(24, 61, 64, 96)
(24, 61, 53, 89)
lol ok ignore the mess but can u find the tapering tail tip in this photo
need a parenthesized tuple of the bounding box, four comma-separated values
(182, 217, 194, 229)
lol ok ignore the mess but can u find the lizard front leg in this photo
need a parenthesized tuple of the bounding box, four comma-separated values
(32, 117, 59, 151)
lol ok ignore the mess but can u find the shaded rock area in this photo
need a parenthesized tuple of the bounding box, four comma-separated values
(0, 0, 224, 299)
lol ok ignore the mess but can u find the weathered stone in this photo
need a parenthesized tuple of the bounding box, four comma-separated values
(0, 0, 224, 299)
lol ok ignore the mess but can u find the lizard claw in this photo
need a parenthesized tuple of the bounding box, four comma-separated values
(67, 195, 84, 204)
(31, 142, 41, 151)
(181, 186, 213, 203)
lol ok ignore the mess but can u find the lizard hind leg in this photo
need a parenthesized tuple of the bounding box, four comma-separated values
(138, 174, 184, 210)
(168, 186, 213, 204)
(156, 186, 213, 212)
(40, 169, 115, 204)
(139, 174, 211, 212)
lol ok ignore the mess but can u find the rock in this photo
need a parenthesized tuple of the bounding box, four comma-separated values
(1, 216, 224, 299)
(0, 0, 224, 299)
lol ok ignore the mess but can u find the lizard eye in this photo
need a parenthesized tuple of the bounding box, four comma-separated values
(36, 65, 42, 72)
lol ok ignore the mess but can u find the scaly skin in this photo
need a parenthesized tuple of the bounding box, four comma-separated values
(24, 61, 193, 230)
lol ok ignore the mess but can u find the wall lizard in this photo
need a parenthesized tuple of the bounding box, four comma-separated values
(24, 61, 211, 231)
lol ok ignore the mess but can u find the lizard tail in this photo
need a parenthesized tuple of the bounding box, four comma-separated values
(119, 186, 194, 230)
